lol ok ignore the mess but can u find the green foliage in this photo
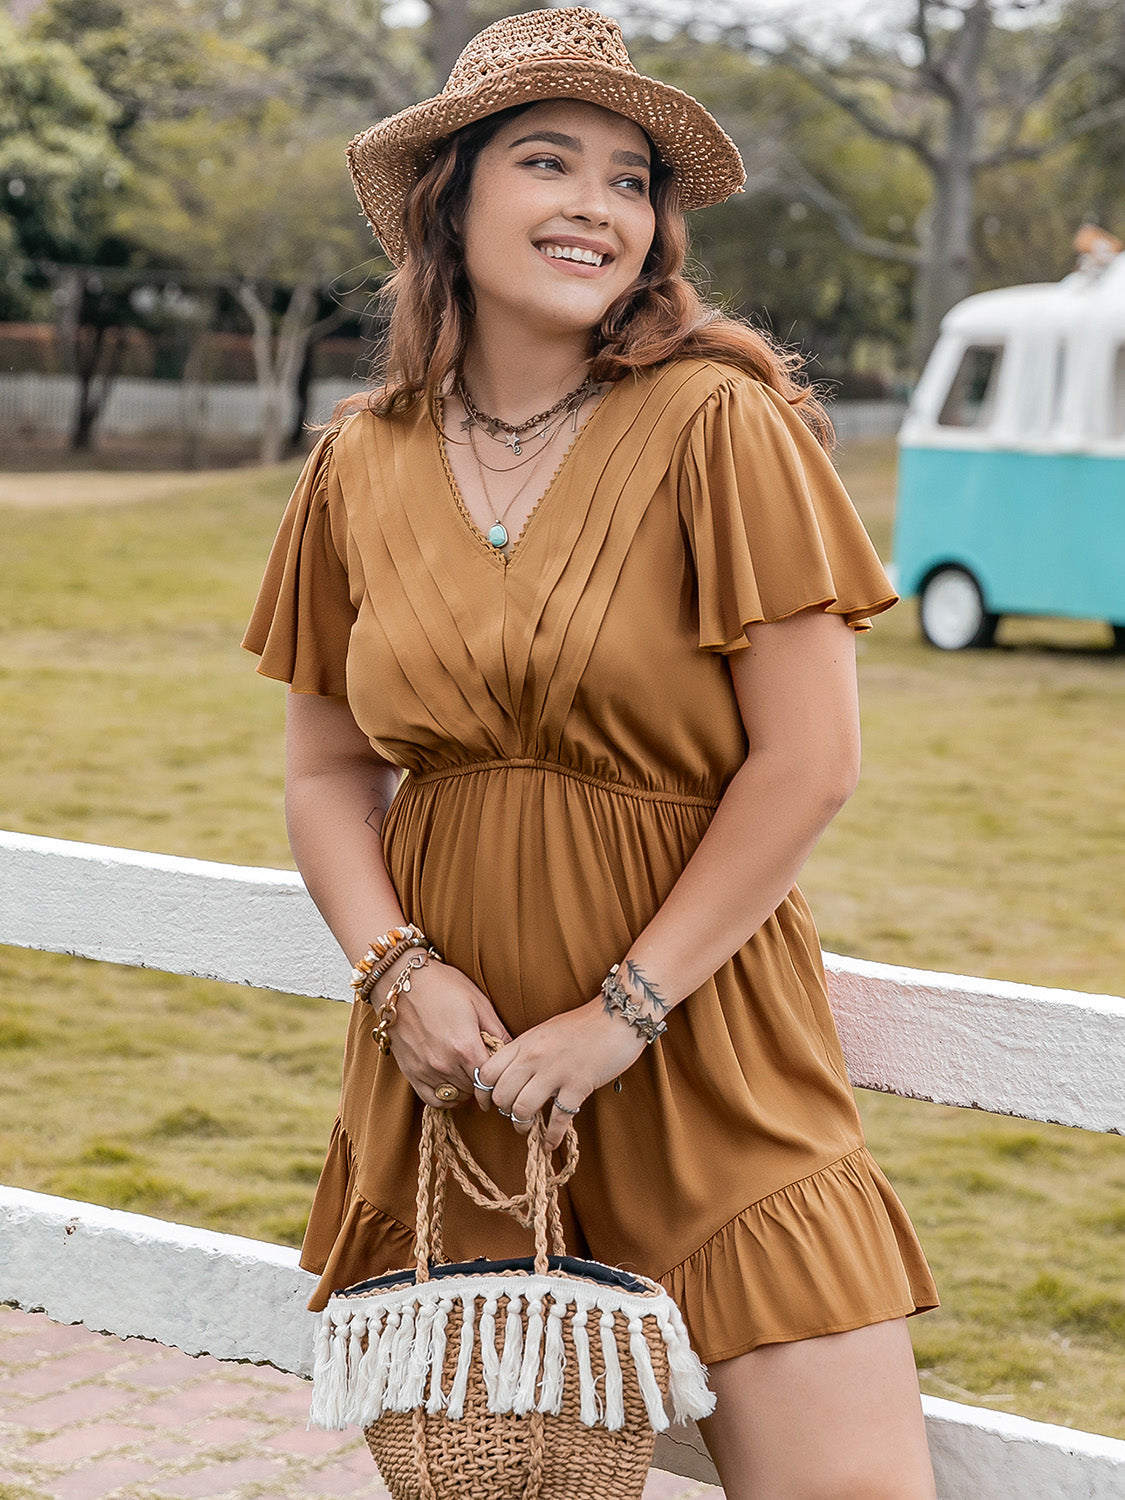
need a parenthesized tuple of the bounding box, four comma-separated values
(629, 34, 926, 381)
(1047, 0, 1125, 210)
(220, 0, 427, 119)
(28, 0, 275, 137)
(116, 102, 369, 285)
(0, 13, 126, 314)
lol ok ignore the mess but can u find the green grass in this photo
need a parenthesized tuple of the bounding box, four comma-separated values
(1, 443, 1123, 1439)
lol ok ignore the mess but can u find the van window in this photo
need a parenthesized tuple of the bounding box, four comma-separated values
(1112, 345, 1125, 438)
(938, 344, 1004, 428)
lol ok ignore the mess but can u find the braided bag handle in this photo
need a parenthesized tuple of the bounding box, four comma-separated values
(408, 1080, 580, 1500)
(414, 1107, 579, 1280)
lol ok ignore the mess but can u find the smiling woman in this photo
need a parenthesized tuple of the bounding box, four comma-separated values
(242, 9, 937, 1498)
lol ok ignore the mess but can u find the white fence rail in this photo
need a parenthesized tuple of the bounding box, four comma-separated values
(2, 828, 1123, 1497)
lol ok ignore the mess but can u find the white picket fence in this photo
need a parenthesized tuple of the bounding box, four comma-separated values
(1, 827, 1123, 1497)
(0, 374, 907, 446)
(0, 373, 355, 441)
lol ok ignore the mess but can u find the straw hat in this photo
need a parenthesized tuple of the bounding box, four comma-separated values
(347, 7, 745, 264)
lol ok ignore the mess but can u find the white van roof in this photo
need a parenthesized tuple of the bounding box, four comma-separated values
(941, 251, 1125, 340)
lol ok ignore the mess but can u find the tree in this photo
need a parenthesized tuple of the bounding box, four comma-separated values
(628, 30, 926, 386)
(117, 103, 374, 461)
(0, 11, 125, 317)
(28, 0, 276, 137)
(714, 0, 1125, 369)
(17, 0, 281, 446)
(219, 0, 427, 120)
(1047, 0, 1125, 231)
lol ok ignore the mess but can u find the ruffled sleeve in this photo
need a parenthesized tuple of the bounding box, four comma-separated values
(679, 374, 897, 651)
(242, 425, 356, 695)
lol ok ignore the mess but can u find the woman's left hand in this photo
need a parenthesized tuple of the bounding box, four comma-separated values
(476, 999, 646, 1149)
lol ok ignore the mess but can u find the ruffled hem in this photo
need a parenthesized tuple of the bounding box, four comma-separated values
(300, 1121, 415, 1313)
(661, 1146, 939, 1365)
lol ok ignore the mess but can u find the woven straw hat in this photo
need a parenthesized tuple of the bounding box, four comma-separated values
(347, 7, 745, 264)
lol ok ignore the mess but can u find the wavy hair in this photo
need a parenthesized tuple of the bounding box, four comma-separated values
(335, 104, 831, 447)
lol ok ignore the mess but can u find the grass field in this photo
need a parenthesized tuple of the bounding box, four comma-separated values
(2, 440, 1123, 1439)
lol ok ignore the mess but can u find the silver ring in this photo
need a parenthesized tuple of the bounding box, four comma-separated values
(473, 1067, 494, 1092)
(510, 1113, 533, 1126)
(553, 1099, 580, 1116)
(497, 1108, 514, 1119)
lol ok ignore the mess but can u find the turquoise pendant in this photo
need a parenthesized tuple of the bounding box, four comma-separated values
(487, 522, 509, 550)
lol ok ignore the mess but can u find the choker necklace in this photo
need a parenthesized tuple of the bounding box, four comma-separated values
(458, 376, 595, 456)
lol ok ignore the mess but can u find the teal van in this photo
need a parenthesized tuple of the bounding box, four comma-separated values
(892, 246, 1125, 650)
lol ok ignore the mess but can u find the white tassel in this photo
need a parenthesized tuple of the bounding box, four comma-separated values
(367, 1304, 401, 1419)
(445, 1294, 477, 1420)
(310, 1310, 348, 1430)
(628, 1315, 668, 1431)
(536, 1297, 568, 1414)
(310, 1314, 354, 1428)
(514, 1295, 545, 1414)
(571, 1306, 600, 1426)
(479, 1296, 501, 1409)
(659, 1307, 717, 1421)
(425, 1297, 453, 1413)
(384, 1300, 417, 1411)
(309, 1310, 333, 1427)
(401, 1295, 439, 1411)
(600, 1309, 625, 1431)
(349, 1308, 387, 1427)
(496, 1292, 524, 1409)
(349, 1308, 370, 1364)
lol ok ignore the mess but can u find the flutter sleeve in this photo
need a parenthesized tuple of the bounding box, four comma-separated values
(679, 374, 898, 652)
(241, 425, 356, 695)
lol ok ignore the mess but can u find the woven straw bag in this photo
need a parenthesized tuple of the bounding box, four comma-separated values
(310, 1107, 714, 1499)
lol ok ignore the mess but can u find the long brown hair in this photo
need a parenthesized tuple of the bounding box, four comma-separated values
(337, 104, 831, 447)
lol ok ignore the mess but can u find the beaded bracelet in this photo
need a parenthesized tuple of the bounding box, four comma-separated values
(601, 963, 667, 1045)
(355, 937, 428, 1005)
(351, 924, 428, 1003)
(371, 949, 437, 1055)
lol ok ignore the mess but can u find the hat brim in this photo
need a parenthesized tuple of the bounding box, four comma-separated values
(347, 57, 745, 265)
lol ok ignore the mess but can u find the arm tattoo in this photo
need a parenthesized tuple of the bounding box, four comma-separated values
(624, 960, 670, 1015)
(364, 793, 391, 832)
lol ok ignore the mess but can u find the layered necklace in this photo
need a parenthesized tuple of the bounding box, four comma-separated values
(455, 375, 598, 551)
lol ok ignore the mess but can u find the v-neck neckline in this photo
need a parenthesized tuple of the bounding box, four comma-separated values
(435, 382, 617, 569)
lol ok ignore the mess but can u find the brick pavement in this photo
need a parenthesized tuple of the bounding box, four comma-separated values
(0, 1307, 721, 1499)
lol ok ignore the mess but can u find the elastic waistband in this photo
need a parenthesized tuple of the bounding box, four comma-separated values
(404, 757, 719, 811)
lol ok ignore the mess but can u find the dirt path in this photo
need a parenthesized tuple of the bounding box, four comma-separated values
(0, 472, 233, 509)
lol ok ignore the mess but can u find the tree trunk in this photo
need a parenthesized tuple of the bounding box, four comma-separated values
(70, 323, 125, 452)
(425, 0, 475, 87)
(911, 150, 977, 371)
(909, 0, 990, 371)
(235, 280, 318, 464)
(180, 305, 216, 471)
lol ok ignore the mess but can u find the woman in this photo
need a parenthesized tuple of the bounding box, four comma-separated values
(245, 10, 938, 1496)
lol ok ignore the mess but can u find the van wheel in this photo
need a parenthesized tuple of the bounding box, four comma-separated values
(919, 567, 998, 650)
(1111, 625, 1125, 654)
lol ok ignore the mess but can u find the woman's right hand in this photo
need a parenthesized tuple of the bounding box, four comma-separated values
(378, 957, 510, 1109)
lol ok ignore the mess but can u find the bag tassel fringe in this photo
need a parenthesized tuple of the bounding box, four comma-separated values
(311, 1278, 715, 1433)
